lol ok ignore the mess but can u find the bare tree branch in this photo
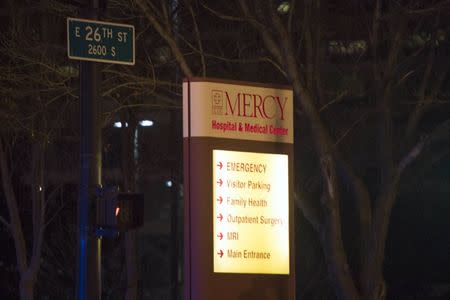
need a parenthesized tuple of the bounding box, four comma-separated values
(135, 0, 194, 77)
(334, 112, 369, 147)
(403, 0, 450, 15)
(0, 137, 28, 274)
(371, 0, 382, 82)
(293, 192, 322, 233)
(238, 0, 284, 65)
(201, 2, 246, 22)
(405, 63, 448, 143)
(397, 138, 426, 175)
(187, 1, 206, 76)
(0, 215, 11, 230)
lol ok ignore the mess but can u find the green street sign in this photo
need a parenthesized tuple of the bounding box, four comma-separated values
(67, 17, 135, 65)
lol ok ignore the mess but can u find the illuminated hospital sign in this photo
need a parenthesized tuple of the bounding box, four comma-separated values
(183, 78, 295, 300)
(184, 81, 293, 143)
(213, 150, 289, 274)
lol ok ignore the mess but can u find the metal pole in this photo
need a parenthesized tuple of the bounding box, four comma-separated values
(77, 1, 102, 299)
(170, 110, 181, 300)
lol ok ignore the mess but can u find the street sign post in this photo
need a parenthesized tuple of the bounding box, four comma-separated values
(67, 17, 135, 65)
(70, 8, 136, 300)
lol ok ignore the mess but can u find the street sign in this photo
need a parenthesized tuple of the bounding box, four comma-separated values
(67, 17, 135, 65)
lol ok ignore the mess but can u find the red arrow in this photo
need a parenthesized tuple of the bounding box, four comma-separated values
(217, 162, 223, 170)
(217, 196, 223, 204)
(217, 179, 223, 187)
(217, 213, 223, 222)
(217, 249, 224, 258)
(217, 232, 223, 240)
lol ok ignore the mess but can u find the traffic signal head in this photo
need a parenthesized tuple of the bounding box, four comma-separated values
(97, 187, 144, 232)
(115, 193, 144, 230)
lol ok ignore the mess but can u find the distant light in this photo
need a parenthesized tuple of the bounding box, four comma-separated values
(113, 122, 128, 128)
(165, 180, 173, 188)
(38, 186, 42, 192)
(277, 2, 290, 14)
(139, 120, 154, 127)
(115, 207, 120, 216)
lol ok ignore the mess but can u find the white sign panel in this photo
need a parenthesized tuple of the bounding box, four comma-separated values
(183, 80, 293, 143)
(213, 150, 290, 274)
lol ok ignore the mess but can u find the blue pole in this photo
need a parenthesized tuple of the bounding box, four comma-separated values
(77, 2, 102, 298)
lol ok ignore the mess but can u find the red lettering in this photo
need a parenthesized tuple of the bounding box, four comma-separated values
(223, 91, 289, 121)
(276, 97, 288, 120)
(242, 93, 252, 117)
(225, 91, 238, 116)
(262, 96, 276, 119)
(253, 94, 263, 118)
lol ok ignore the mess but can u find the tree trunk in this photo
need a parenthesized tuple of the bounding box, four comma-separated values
(19, 274, 34, 300)
(319, 156, 361, 300)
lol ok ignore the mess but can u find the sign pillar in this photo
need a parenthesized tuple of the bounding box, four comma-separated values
(68, 4, 135, 300)
(183, 78, 295, 300)
(76, 2, 102, 299)
(78, 58, 102, 300)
